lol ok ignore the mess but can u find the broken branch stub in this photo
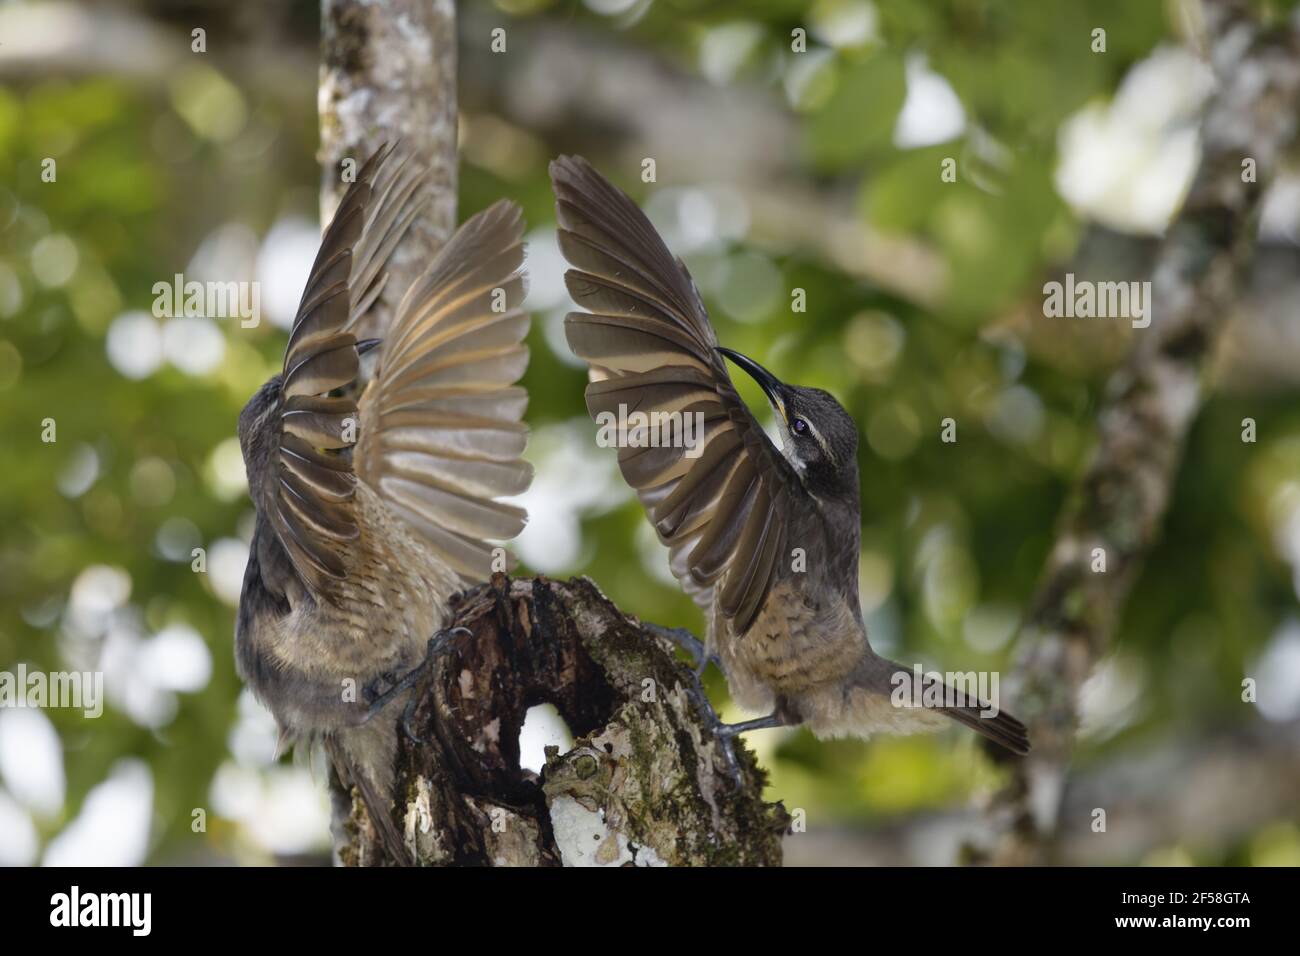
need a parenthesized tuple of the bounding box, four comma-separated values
(336, 575, 788, 866)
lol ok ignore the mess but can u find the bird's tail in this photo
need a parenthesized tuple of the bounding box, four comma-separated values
(326, 719, 413, 866)
(854, 656, 1031, 756)
(938, 700, 1030, 756)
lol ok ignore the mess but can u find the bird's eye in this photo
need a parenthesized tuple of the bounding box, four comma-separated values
(792, 417, 809, 435)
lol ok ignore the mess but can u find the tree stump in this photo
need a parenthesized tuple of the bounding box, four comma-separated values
(334, 575, 788, 866)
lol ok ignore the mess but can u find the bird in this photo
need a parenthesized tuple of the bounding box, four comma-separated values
(549, 155, 1028, 779)
(235, 144, 533, 862)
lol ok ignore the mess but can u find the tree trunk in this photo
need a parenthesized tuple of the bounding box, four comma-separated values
(337, 575, 787, 866)
(319, 0, 459, 341)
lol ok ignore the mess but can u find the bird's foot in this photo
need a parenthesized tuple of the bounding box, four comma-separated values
(645, 623, 719, 677)
(645, 624, 782, 786)
(362, 626, 472, 742)
(673, 665, 786, 787)
(710, 713, 789, 786)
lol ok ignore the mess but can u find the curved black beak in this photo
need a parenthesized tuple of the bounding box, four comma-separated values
(357, 337, 383, 356)
(715, 347, 788, 421)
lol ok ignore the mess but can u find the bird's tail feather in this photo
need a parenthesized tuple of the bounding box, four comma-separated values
(940, 703, 1030, 756)
(857, 657, 1031, 756)
(325, 726, 412, 866)
(349, 760, 411, 866)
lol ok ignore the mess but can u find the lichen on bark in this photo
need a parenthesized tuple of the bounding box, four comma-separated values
(319, 0, 458, 341)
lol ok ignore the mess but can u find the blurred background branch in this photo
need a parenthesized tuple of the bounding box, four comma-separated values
(988, 0, 1300, 865)
(9, 1, 1300, 380)
(793, 717, 1300, 866)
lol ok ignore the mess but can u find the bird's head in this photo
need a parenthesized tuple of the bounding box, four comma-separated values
(237, 375, 283, 510)
(717, 347, 859, 500)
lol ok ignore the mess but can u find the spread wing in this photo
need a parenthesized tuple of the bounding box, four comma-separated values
(550, 155, 799, 634)
(272, 143, 425, 593)
(354, 200, 532, 586)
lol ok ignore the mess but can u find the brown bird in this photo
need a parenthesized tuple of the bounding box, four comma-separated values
(550, 156, 1028, 779)
(236, 145, 532, 861)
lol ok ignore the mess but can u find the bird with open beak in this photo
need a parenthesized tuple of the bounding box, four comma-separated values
(236, 145, 532, 861)
(550, 155, 1027, 780)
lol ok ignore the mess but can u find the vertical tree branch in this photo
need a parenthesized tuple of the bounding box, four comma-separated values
(316, 3, 783, 866)
(319, 0, 458, 340)
(317, 0, 458, 861)
(988, 0, 1300, 865)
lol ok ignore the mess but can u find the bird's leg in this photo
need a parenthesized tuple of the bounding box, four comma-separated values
(363, 627, 471, 740)
(674, 666, 791, 785)
(646, 623, 784, 785)
(645, 623, 719, 676)
(709, 712, 791, 785)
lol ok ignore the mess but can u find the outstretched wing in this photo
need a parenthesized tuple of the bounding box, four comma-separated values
(354, 200, 532, 587)
(551, 155, 799, 634)
(271, 144, 425, 594)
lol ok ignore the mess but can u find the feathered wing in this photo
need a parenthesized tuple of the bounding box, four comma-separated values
(272, 144, 427, 594)
(354, 200, 532, 587)
(550, 155, 799, 634)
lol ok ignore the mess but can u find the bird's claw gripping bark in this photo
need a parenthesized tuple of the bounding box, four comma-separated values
(363, 626, 472, 742)
(646, 624, 720, 677)
(711, 722, 746, 786)
(706, 710, 789, 787)
(673, 672, 742, 785)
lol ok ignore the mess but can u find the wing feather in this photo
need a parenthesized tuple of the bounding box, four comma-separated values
(355, 200, 533, 586)
(551, 155, 799, 633)
(269, 144, 428, 593)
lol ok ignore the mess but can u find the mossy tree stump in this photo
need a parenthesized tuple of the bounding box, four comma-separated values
(335, 575, 788, 866)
